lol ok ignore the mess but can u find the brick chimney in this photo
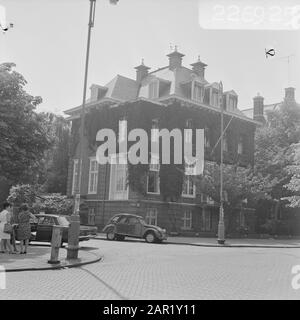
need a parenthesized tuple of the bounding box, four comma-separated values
(134, 59, 150, 84)
(284, 87, 295, 103)
(253, 93, 265, 123)
(167, 46, 185, 70)
(190, 56, 207, 79)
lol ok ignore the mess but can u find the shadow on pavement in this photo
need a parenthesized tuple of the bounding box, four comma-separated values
(0, 246, 50, 265)
(79, 266, 128, 300)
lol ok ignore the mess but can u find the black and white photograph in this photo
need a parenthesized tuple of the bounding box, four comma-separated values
(0, 0, 300, 306)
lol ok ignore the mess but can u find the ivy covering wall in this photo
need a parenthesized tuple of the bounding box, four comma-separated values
(71, 99, 255, 202)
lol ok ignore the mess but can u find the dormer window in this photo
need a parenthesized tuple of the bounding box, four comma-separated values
(192, 82, 203, 102)
(211, 90, 219, 107)
(149, 81, 159, 99)
(228, 96, 236, 110)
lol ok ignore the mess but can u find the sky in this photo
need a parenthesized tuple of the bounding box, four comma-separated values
(0, 0, 300, 115)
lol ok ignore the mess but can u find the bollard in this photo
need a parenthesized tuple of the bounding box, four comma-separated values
(48, 225, 63, 264)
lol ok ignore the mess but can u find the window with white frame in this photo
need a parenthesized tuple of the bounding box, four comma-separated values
(228, 96, 236, 110)
(72, 159, 80, 195)
(109, 155, 128, 200)
(149, 81, 159, 99)
(238, 135, 246, 155)
(118, 118, 127, 142)
(88, 158, 98, 194)
(204, 127, 210, 148)
(147, 154, 160, 194)
(193, 82, 203, 102)
(223, 136, 228, 152)
(185, 119, 193, 144)
(151, 119, 159, 142)
(182, 162, 196, 197)
(145, 208, 158, 226)
(183, 210, 192, 230)
(211, 90, 219, 107)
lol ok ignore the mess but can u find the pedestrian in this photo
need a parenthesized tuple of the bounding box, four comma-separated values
(17, 204, 36, 254)
(0, 202, 14, 254)
(10, 209, 19, 253)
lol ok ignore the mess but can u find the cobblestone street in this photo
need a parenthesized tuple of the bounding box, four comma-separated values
(0, 239, 299, 300)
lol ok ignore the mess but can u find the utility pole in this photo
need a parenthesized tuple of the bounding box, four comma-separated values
(67, 0, 97, 260)
(67, 0, 119, 260)
(217, 81, 225, 245)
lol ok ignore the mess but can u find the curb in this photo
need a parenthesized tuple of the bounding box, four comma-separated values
(94, 236, 300, 249)
(5, 249, 103, 273)
(165, 241, 300, 249)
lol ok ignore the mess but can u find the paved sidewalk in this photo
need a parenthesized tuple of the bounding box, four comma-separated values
(96, 233, 300, 248)
(0, 245, 102, 272)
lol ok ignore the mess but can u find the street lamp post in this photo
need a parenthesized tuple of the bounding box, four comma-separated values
(67, 0, 119, 259)
(67, 0, 97, 259)
(217, 81, 225, 245)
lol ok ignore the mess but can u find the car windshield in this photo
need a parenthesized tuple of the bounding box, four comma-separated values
(139, 218, 146, 225)
(57, 216, 70, 226)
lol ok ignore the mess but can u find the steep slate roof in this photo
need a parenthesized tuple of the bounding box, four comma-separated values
(64, 51, 256, 124)
(104, 75, 139, 101)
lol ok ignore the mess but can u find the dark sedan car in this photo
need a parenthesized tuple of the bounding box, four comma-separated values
(30, 214, 98, 245)
(102, 213, 167, 243)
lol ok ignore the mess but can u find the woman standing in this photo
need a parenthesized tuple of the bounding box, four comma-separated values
(0, 202, 14, 254)
(17, 204, 36, 254)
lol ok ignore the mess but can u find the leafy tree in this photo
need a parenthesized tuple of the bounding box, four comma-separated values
(284, 143, 300, 207)
(253, 100, 300, 217)
(0, 63, 54, 185)
(40, 113, 71, 194)
(7, 184, 73, 215)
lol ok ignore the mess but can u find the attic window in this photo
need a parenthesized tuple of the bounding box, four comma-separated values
(228, 96, 236, 110)
(149, 81, 159, 99)
(193, 82, 203, 102)
(97, 88, 106, 100)
(211, 90, 219, 107)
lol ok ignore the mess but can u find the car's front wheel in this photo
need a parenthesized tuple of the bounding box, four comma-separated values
(106, 228, 116, 241)
(145, 231, 157, 243)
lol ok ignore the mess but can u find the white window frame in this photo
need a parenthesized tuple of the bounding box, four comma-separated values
(72, 159, 80, 195)
(185, 119, 193, 144)
(147, 154, 160, 194)
(145, 208, 158, 226)
(182, 210, 192, 230)
(109, 154, 129, 200)
(149, 80, 159, 99)
(118, 118, 127, 143)
(211, 90, 219, 107)
(151, 119, 159, 142)
(223, 136, 228, 152)
(88, 157, 98, 194)
(192, 82, 203, 102)
(182, 162, 196, 198)
(204, 127, 210, 148)
(237, 137, 243, 155)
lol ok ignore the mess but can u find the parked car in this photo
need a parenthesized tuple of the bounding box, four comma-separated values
(30, 214, 98, 245)
(102, 213, 167, 243)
